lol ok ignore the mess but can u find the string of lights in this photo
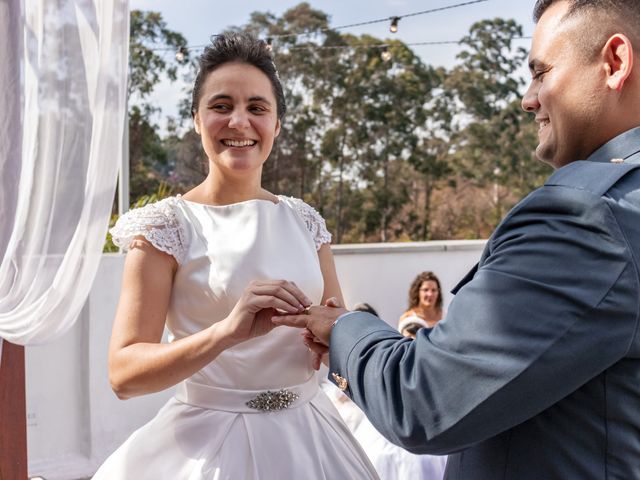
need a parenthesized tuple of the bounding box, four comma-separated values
(269, 0, 490, 39)
(285, 36, 532, 62)
(287, 37, 532, 50)
(157, 0, 535, 65)
(174, 36, 532, 63)
(152, 0, 492, 58)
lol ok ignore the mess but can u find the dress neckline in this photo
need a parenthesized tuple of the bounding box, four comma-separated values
(407, 308, 442, 328)
(177, 194, 282, 208)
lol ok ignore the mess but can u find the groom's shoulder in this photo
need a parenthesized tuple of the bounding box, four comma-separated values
(544, 160, 640, 198)
(504, 160, 640, 219)
(492, 161, 640, 239)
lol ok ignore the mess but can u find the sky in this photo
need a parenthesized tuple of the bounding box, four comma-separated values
(129, 0, 538, 126)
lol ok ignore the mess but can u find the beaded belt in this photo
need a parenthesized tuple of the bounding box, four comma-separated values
(175, 376, 319, 413)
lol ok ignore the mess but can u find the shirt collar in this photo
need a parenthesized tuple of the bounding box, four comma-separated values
(587, 126, 640, 164)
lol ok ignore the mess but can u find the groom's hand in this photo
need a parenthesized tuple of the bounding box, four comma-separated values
(302, 329, 328, 370)
(273, 297, 348, 346)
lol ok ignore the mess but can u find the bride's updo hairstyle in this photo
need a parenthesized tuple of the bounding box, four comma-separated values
(191, 32, 287, 121)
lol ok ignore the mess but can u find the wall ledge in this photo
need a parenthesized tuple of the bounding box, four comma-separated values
(331, 239, 487, 255)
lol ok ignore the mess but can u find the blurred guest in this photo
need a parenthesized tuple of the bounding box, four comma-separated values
(398, 271, 443, 330)
(323, 299, 447, 479)
(353, 302, 379, 317)
(397, 317, 429, 339)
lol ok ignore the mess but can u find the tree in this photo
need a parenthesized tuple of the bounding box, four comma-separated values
(128, 10, 189, 100)
(127, 10, 190, 202)
(122, 6, 543, 244)
(443, 18, 548, 227)
(240, 3, 337, 197)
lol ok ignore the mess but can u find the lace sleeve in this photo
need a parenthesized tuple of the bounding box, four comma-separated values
(283, 196, 332, 249)
(109, 197, 187, 263)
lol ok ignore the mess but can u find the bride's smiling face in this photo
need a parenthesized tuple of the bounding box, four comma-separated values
(193, 61, 281, 176)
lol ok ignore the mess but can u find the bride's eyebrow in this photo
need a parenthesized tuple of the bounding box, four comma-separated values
(207, 94, 232, 102)
(205, 94, 272, 105)
(248, 96, 271, 105)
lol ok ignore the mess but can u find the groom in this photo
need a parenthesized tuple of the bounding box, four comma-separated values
(274, 1, 640, 478)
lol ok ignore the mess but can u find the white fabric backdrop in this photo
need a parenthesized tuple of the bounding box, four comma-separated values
(0, 0, 129, 351)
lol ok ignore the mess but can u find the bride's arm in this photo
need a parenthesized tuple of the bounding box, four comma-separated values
(318, 244, 343, 306)
(108, 237, 310, 400)
(306, 244, 344, 369)
(108, 238, 232, 399)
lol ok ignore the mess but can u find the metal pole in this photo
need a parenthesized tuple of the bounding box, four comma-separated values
(118, 105, 130, 218)
(0, 0, 23, 263)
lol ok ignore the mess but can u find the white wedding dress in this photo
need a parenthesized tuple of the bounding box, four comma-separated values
(94, 195, 379, 479)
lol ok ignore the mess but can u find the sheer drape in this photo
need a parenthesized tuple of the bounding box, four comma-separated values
(0, 0, 129, 350)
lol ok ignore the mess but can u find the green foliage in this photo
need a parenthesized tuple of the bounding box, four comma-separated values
(127, 10, 192, 203)
(128, 10, 189, 99)
(104, 182, 175, 253)
(122, 5, 545, 244)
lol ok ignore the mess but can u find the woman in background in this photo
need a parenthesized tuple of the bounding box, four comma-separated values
(398, 271, 444, 331)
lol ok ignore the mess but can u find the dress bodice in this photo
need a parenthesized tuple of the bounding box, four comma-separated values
(110, 195, 331, 390)
(101, 196, 379, 480)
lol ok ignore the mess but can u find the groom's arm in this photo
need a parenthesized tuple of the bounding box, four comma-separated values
(329, 186, 639, 455)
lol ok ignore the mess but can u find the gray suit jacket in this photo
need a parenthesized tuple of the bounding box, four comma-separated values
(329, 127, 640, 479)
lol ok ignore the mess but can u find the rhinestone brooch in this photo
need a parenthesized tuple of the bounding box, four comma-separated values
(246, 389, 300, 412)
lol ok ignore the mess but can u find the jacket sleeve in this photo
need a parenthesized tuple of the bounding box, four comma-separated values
(328, 186, 639, 455)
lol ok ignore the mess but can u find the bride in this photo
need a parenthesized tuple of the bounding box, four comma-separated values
(93, 32, 378, 479)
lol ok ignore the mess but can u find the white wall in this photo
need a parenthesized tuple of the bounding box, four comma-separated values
(26, 255, 175, 480)
(333, 240, 485, 326)
(25, 240, 484, 479)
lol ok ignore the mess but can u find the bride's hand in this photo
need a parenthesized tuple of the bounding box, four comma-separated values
(220, 280, 312, 346)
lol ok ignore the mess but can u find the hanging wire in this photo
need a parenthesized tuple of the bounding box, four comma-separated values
(161, 35, 532, 62)
(146, 0, 492, 54)
(286, 37, 532, 51)
(272, 0, 490, 40)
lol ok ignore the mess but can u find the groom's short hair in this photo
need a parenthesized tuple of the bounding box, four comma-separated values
(533, 0, 640, 61)
(534, 0, 639, 22)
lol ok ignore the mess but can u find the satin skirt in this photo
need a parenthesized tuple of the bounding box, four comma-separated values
(92, 379, 379, 479)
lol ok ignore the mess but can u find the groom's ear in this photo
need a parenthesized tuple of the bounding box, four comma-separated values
(603, 33, 634, 92)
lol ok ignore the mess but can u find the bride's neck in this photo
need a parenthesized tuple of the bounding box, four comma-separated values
(198, 171, 274, 205)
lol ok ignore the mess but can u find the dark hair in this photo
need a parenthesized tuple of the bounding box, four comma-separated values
(532, 1, 640, 60)
(534, 0, 637, 21)
(353, 302, 379, 317)
(191, 32, 286, 120)
(534, 0, 640, 29)
(408, 271, 443, 311)
(401, 322, 424, 336)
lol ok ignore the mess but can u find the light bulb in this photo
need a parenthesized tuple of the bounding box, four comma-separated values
(175, 46, 187, 62)
(381, 46, 392, 62)
(389, 17, 400, 34)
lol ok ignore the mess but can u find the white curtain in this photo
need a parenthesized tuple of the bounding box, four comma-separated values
(0, 0, 129, 353)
